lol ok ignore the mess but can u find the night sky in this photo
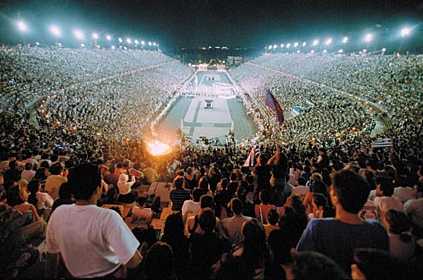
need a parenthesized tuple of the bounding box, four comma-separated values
(0, 0, 422, 50)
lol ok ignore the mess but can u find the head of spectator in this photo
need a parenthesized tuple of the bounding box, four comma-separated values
(312, 193, 330, 218)
(330, 169, 370, 215)
(192, 188, 202, 203)
(289, 251, 349, 280)
(173, 176, 185, 190)
(198, 209, 216, 233)
(49, 162, 64, 176)
(163, 212, 185, 241)
(6, 185, 24, 206)
(352, 248, 407, 280)
(200, 194, 215, 210)
(267, 208, 279, 226)
(259, 189, 272, 205)
(68, 163, 101, 203)
(376, 176, 395, 197)
(27, 179, 40, 206)
(142, 241, 176, 280)
(384, 209, 412, 243)
(230, 197, 243, 216)
(240, 219, 268, 268)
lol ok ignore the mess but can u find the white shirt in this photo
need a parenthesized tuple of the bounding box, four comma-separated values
(181, 200, 201, 218)
(36, 192, 54, 210)
(21, 170, 36, 182)
(117, 174, 135, 195)
(374, 196, 403, 214)
(46, 204, 139, 278)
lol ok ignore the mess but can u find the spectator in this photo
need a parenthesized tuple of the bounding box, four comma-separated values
(221, 198, 252, 244)
(139, 242, 177, 280)
(45, 163, 67, 200)
(169, 176, 191, 211)
(181, 188, 202, 220)
(384, 209, 415, 260)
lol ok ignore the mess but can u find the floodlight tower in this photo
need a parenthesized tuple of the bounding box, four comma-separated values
(16, 20, 28, 33)
(400, 26, 412, 38)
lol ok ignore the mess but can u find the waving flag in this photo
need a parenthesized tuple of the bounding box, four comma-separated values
(265, 89, 284, 124)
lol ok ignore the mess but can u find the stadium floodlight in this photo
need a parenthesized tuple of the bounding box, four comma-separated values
(118, 37, 123, 43)
(296, 50, 300, 53)
(92, 32, 99, 40)
(111, 45, 115, 49)
(382, 48, 386, 52)
(268, 45, 272, 50)
(16, 20, 28, 33)
(324, 37, 333, 46)
(57, 42, 62, 47)
(35, 41, 40, 46)
(273, 44, 277, 49)
(73, 29, 85, 41)
(134, 39, 139, 45)
(302, 42, 306, 47)
(286, 43, 291, 48)
(80, 43, 85, 48)
(400, 26, 412, 38)
(49, 25, 61, 37)
(362, 48, 367, 53)
(148, 41, 152, 46)
(338, 49, 343, 53)
(126, 38, 132, 44)
(342, 36, 349, 44)
(363, 33, 373, 43)
(153, 42, 157, 46)
(280, 43, 284, 48)
(322, 49, 327, 53)
(294, 42, 299, 48)
(310, 49, 315, 54)
(106, 34, 112, 41)
(141, 40, 145, 45)
(312, 39, 319, 46)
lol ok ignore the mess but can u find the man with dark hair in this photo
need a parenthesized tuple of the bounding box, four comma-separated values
(221, 197, 252, 244)
(297, 169, 388, 272)
(46, 163, 141, 278)
(45, 162, 67, 200)
(169, 176, 191, 211)
(374, 176, 403, 217)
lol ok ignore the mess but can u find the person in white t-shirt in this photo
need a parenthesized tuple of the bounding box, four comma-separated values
(181, 188, 202, 220)
(46, 163, 141, 278)
(374, 176, 403, 219)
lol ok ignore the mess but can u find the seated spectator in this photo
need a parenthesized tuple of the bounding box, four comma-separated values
(130, 196, 153, 226)
(181, 188, 202, 220)
(46, 163, 141, 278)
(351, 248, 409, 280)
(51, 182, 74, 212)
(215, 219, 270, 279)
(255, 188, 274, 224)
(45, 163, 67, 200)
(184, 167, 197, 190)
(21, 163, 35, 182)
(292, 177, 309, 199)
(374, 175, 403, 218)
(161, 213, 189, 280)
(384, 209, 415, 261)
(169, 176, 190, 211)
(117, 173, 136, 203)
(221, 198, 252, 244)
(138, 242, 177, 280)
(310, 193, 333, 218)
(264, 208, 280, 239)
(403, 197, 423, 234)
(27, 179, 53, 216)
(186, 194, 218, 235)
(287, 251, 349, 280)
(7, 179, 40, 222)
(297, 169, 389, 272)
(189, 209, 226, 280)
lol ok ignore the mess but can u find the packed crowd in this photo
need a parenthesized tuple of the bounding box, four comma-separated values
(1, 47, 423, 279)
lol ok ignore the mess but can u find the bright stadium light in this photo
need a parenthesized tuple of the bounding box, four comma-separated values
(400, 26, 412, 38)
(312, 39, 319, 46)
(323, 49, 327, 53)
(16, 20, 28, 33)
(268, 45, 272, 50)
(49, 25, 61, 37)
(73, 29, 85, 41)
(153, 42, 157, 46)
(302, 42, 306, 47)
(106, 34, 112, 41)
(35, 41, 40, 46)
(273, 44, 277, 49)
(363, 33, 373, 43)
(134, 39, 139, 45)
(310, 49, 315, 54)
(338, 49, 343, 53)
(118, 37, 123, 43)
(296, 50, 300, 53)
(126, 38, 132, 44)
(280, 43, 284, 48)
(141, 40, 145, 45)
(111, 45, 115, 49)
(382, 47, 386, 52)
(342, 36, 349, 44)
(325, 37, 333, 46)
(80, 43, 85, 48)
(148, 41, 152, 46)
(286, 43, 291, 48)
(294, 42, 299, 48)
(92, 32, 99, 40)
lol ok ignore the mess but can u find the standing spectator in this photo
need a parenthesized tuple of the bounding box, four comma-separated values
(374, 175, 403, 218)
(46, 163, 141, 278)
(181, 188, 202, 220)
(221, 198, 252, 244)
(21, 163, 36, 182)
(117, 173, 136, 203)
(297, 169, 389, 272)
(384, 209, 415, 261)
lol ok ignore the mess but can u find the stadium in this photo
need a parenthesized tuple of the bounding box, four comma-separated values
(0, 0, 422, 279)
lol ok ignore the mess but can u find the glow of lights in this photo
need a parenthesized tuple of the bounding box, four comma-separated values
(312, 39, 319, 46)
(400, 26, 412, 38)
(302, 42, 306, 47)
(273, 44, 277, 49)
(280, 43, 284, 48)
(49, 25, 61, 37)
(106, 35, 112, 41)
(146, 140, 171, 156)
(323, 49, 327, 53)
(362, 49, 367, 53)
(148, 41, 152, 46)
(363, 33, 373, 43)
(294, 42, 299, 48)
(382, 48, 386, 52)
(325, 37, 333, 45)
(57, 42, 62, 47)
(111, 45, 115, 49)
(35, 42, 40, 46)
(342, 36, 349, 43)
(73, 29, 85, 41)
(296, 50, 300, 53)
(134, 40, 139, 45)
(80, 43, 85, 48)
(126, 38, 132, 44)
(92, 32, 99, 40)
(268, 45, 272, 50)
(16, 20, 28, 32)
(338, 49, 343, 53)
(286, 43, 291, 48)
(310, 49, 315, 54)
(153, 42, 157, 46)
(118, 37, 123, 43)
(141, 40, 145, 45)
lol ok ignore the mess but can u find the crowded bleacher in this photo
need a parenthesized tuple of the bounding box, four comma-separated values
(1, 42, 423, 280)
